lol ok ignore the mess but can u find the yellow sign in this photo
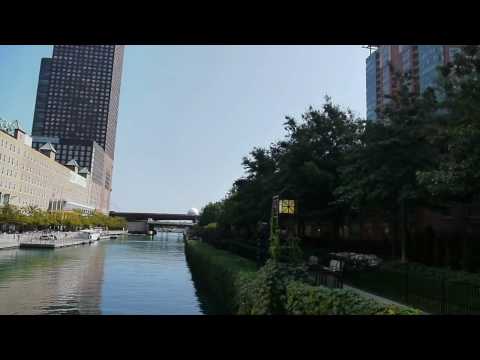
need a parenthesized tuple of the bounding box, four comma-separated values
(279, 199, 295, 215)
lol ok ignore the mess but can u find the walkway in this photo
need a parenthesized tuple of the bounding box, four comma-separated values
(0, 230, 128, 250)
(0, 235, 20, 250)
(344, 284, 429, 314)
(19, 230, 128, 249)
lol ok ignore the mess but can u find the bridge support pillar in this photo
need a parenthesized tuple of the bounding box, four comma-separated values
(127, 221, 149, 234)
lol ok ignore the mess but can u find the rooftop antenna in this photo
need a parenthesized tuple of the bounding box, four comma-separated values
(362, 45, 379, 55)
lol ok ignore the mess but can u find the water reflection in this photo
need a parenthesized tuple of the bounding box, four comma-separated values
(187, 261, 229, 315)
(0, 244, 105, 314)
(0, 233, 206, 315)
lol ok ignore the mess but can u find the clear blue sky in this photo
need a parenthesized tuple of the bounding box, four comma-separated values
(0, 45, 367, 213)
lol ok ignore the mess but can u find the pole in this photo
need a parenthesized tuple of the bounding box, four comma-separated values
(441, 273, 447, 314)
(405, 262, 409, 304)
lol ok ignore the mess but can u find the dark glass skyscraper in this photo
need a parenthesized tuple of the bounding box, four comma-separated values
(31, 45, 125, 212)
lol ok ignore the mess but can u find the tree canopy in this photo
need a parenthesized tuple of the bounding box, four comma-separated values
(0, 206, 127, 231)
(198, 46, 480, 267)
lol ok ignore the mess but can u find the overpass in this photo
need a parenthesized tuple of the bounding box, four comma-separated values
(110, 211, 199, 234)
(110, 212, 198, 222)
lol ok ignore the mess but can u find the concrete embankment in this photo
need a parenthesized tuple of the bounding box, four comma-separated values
(0, 234, 21, 250)
(0, 230, 128, 250)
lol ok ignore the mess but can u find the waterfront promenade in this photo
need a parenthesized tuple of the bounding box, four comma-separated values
(0, 230, 127, 250)
(0, 234, 20, 250)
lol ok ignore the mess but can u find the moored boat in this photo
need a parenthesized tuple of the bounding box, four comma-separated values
(79, 230, 101, 241)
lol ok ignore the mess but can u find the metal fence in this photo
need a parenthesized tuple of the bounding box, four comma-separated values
(199, 236, 480, 314)
(308, 265, 344, 289)
(343, 265, 480, 314)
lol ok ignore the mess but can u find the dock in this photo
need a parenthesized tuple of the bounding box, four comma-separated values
(0, 230, 129, 250)
(20, 237, 98, 249)
(0, 235, 21, 250)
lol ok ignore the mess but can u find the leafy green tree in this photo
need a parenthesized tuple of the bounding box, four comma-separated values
(0, 205, 21, 229)
(417, 45, 480, 269)
(219, 145, 280, 239)
(275, 98, 361, 240)
(418, 46, 480, 201)
(335, 72, 439, 262)
(199, 201, 224, 226)
(212, 97, 362, 246)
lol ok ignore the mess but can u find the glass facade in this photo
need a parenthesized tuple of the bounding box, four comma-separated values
(381, 46, 391, 98)
(366, 45, 462, 119)
(366, 52, 377, 120)
(32, 139, 94, 170)
(32, 45, 124, 162)
(31, 45, 124, 212)
(418, 45, 444, 93)
(400, 45, 412, 73)
(449, 47, 461, 62)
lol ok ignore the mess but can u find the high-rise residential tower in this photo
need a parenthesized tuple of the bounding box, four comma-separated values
(31, 45, 125, 213)
(366, 45, 461, 121)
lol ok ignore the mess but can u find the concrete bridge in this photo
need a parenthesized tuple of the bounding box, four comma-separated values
(110, 211, 199, 234)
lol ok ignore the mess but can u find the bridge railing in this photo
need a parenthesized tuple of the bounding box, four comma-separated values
(112, 211, 199, 222)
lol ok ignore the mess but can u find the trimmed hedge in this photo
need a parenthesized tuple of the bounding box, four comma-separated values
(237, 260, 311, 315)
(285, 282, 421, 315)
(185, 240, 257, 313)
(186, 240, 420, 315)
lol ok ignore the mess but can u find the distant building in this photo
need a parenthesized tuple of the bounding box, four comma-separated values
(366, 45, 462, 120)
(31, 45, 125, 212)
(0, 119, 94, 213)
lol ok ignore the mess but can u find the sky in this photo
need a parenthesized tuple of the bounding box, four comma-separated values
(0, 45, 367, 213)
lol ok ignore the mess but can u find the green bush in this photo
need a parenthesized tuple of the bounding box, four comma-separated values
(186, 241, 421, 315)
(237, 260, 311, 315)
(185, 240, 257, 313)
(285, 282, 421, 315)
(382, 260, 480, 286)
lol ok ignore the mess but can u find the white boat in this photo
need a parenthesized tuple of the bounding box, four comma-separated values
(79, 230, 101, 241)
(89, 232, 100, 241)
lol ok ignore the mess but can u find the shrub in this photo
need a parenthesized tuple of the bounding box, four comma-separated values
(285, 282, 421, 315)
(382, 260, 480, 286)
(186, 241, 421, 315)
(185, 240, 257, 313)
(237, 260, 311, 315)
(205, 223, 218, 230)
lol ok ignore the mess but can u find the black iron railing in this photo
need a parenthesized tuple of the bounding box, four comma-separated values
(343, 265, 480, 314)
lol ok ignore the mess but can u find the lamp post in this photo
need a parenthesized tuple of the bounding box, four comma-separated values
(270, 195, 297, 262)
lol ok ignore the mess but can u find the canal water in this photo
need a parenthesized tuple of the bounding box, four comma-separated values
(0, 232, 220, 315)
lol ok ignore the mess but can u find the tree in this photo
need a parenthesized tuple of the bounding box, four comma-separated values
(218, 145, 280, 239)
(335, 72, 439, 262)
(417, 45, 480, 269)
(276, 98, 362, 240)
(24, 205, 40, 216)
(198, 201, 224, 226)
(0, 205, 21, 230)
(418, 46, 480, 201)
(211, 97, 362, 245)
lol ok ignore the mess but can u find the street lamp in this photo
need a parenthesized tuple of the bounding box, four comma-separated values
(270, 195, 297, 262)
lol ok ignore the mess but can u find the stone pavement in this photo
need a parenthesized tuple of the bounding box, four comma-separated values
(0, 235, 20, 250)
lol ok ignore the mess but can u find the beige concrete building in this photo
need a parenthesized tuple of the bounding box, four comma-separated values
(0, 121, 107, 214)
